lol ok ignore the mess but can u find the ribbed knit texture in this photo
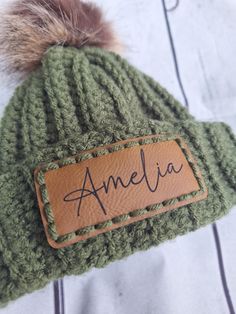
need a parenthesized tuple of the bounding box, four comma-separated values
(0, 47, 235, 305)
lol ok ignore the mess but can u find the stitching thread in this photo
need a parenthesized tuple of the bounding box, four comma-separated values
(36, 134, 206, 244)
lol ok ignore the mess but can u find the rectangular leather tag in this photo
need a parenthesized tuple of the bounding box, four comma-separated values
(34, 134, 207, 248)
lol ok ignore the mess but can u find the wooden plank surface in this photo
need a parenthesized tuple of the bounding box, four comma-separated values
(0, 1, 235, 314)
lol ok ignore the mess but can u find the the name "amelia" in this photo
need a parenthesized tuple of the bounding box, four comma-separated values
(63, 149, 183, 217)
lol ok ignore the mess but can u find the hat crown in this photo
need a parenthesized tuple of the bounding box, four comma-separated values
(0, 46, 190, 173)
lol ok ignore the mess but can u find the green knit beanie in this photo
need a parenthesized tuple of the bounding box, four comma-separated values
(0, 0, 235, 306)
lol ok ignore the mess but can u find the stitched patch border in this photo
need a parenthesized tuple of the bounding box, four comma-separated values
(34, 134, 208, 248)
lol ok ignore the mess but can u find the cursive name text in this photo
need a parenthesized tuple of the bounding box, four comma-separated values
(63, 149, 183, 217)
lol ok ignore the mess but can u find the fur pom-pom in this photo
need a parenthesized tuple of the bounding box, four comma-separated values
(0, 0, 120, 73)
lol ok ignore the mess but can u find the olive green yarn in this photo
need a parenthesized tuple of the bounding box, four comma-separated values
(0, 47, 191, 173)
(0, 47, 235, 305)
(36, 133, 207, 245)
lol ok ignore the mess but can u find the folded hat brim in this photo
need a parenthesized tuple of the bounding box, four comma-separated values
(0, 120, 235, 305)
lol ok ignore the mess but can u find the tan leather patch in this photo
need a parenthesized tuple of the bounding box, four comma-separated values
(34, 134, 207, 249)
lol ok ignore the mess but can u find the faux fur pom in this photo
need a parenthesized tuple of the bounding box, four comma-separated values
(0, 0, 120, 73)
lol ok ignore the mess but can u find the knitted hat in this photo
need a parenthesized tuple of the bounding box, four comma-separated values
(0, 0, 235, 306)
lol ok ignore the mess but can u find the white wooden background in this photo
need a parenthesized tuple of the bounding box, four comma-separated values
(0, 1, 236, 314)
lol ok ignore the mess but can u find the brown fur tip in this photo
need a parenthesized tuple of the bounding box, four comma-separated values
(0, 0, 121, 74)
